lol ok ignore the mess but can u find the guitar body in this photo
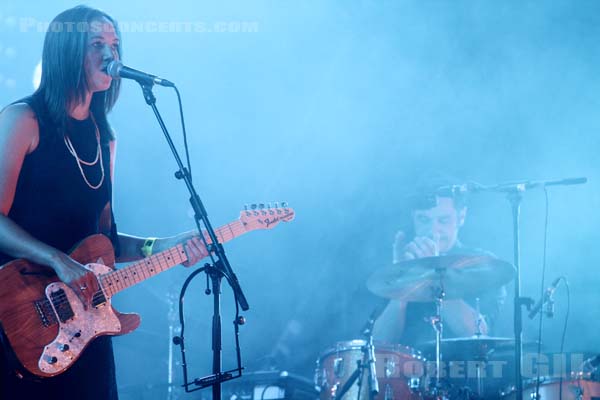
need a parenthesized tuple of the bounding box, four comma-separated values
(0, 205, 295, 378)
(0, 234, 140, 377)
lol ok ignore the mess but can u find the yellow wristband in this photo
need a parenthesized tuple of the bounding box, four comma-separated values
(141, 237, 157, 258)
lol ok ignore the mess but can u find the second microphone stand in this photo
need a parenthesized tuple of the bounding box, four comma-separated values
(447, 177, 586, 400)
(139, 82, 249, 400)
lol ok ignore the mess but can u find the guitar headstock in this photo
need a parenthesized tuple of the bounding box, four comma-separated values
(240, 202, 295, 231)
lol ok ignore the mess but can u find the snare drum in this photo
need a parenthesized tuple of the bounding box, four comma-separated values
(315, 340, 426, 400)
(500, 376, 600, 400)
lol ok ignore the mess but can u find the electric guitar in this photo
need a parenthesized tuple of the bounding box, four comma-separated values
(0, 204, 295, 377)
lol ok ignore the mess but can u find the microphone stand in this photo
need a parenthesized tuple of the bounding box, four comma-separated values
(441, 177, 586, 400)
(334, 303, 386, 400)
(362, 309, 381, 400)
(139, 83, 249, 400)
(506, 188, 529, 400)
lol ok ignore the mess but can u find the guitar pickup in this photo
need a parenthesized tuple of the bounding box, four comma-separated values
(34, 298, 57, 327)
(92, 290, 107, 308)
(50, 289, 74, 323)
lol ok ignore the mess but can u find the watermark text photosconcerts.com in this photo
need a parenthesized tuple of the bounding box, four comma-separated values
(17, 18, 260, 34)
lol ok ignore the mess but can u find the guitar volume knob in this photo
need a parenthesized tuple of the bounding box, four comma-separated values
(47, 356, 58, 364)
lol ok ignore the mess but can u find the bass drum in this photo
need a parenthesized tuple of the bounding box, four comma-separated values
(500, 376, 600, 400)
(315, 340, 427, 400)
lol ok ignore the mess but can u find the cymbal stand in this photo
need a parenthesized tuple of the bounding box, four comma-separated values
(474, 298, 483, 337)
(474, 298, 485, 397)
(429, 281, 446, 397)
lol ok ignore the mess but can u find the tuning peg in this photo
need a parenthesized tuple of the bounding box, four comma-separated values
(244, 204, 249, 211)
(251, 204, 257, 210)
(258, 203, 265, 209)
(281, 201, 288, 208)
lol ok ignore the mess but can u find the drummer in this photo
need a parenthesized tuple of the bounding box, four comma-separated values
(374, 181, 508, 347)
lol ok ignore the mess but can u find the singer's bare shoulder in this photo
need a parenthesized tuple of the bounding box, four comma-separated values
(0, 103, 40, 216)
(0, 103, 40, 155)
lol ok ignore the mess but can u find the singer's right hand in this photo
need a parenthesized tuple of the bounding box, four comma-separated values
(49, 252, 100, 309)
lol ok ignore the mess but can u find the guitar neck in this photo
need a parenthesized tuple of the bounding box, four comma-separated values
(100, 220, 246, 298)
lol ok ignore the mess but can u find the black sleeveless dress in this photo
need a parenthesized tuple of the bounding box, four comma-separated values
(0, 93, 120, 400)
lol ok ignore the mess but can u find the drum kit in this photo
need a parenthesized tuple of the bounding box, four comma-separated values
(314, 255, 600, 400)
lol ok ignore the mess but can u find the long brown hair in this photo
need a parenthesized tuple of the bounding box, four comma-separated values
(35, 5, 122, 142)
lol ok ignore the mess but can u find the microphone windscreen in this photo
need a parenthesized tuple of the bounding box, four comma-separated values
(105, 60, 122, 79)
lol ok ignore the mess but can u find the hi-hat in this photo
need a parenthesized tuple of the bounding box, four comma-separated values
(367, 255, 515, 301)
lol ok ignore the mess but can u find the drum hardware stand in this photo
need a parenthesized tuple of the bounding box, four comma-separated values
(470, 349, 489, 400)
(427, 281, 448, 400)
(473, 298, 485, 398)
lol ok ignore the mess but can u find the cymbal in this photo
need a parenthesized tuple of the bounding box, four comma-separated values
(418, 335, 514, 361)
(490, 340, 546, 358)
(367, 255, 515, 301)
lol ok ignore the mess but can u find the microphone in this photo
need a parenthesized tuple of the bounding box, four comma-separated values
(439, 177, 588, 195)
(582, 354, 600, 373)
(105, 60, 174, 87)
(528, 277, 562, 319)
(544, 177, 588, 187)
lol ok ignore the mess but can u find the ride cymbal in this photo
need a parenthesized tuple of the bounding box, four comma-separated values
(367, 255, 515, 301)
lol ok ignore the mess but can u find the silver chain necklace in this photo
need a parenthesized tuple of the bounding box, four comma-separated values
(63, 112, 105, 190)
